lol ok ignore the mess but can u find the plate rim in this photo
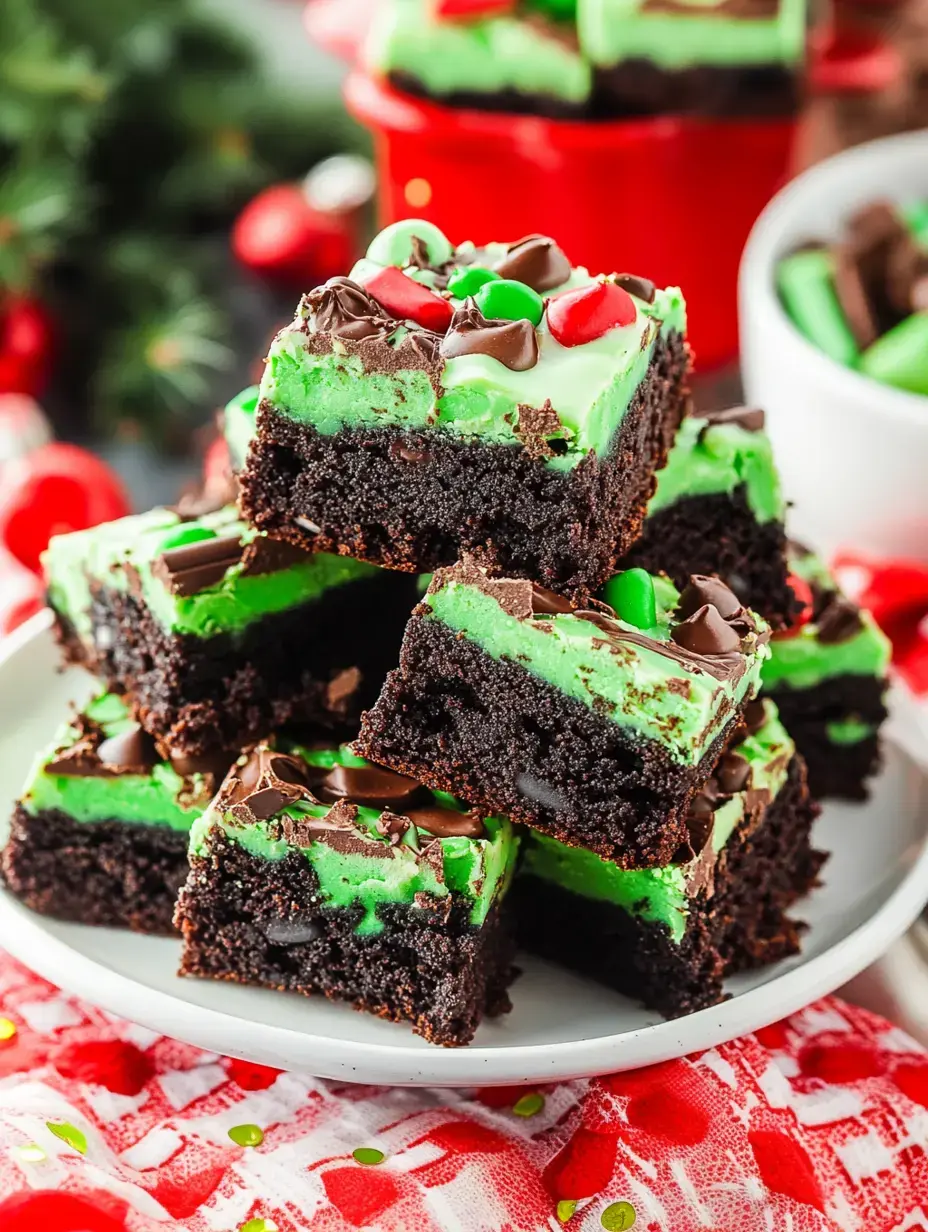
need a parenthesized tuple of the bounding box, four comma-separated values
(3, 612, 927, 1086)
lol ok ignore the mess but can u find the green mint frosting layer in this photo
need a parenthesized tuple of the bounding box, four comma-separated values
(21, 694, 208, 831)
(424, 571, 769, 765)
(44, 504, 378, 642)
(762, 550, 891, 692)
(826, 717, 877, 746)
(190, 744, 518, 936)
(365, 2, 591, 104)
(647, 414, 784, 523)
(259, 232, 686, 472)
(579, 0, 806, 68)
(224, 385, 259, 471)
(521, 701, 793, 941)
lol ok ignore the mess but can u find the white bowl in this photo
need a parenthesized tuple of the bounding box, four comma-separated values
(740, 130, 928, 562)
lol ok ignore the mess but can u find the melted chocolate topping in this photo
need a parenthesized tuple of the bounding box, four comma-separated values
(492, 234, 571, 293)
(305, 276, 397, 342)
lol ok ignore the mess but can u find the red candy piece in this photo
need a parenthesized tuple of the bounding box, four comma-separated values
(774, 573, 814, 640)
(361, 265, 454, 333)
(434, 0, 516, 18)
(0, 442, 130, 576)
(0, 1189, 128, 1232)
(546, 280, 636, 348)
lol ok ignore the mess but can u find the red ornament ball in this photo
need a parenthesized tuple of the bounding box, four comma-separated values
(232, 184, 355, 285)
(0, 295, 55, 398)
(0, 442, 130, 576)
(361, 266, 454, 333)
(546, 281, 637, 348)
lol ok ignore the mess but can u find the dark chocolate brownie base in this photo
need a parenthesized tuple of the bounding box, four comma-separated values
(620, 487, 797, 629)
(511, 757, 825, 1017)
(765, 675, 888, 801)
(239, 332, 690, 598)
(53, 571, 418, 758)
(2, 806, 188, 935)
(593, 61, 800, 119)
(388, 71, 589, 119)
(358, 612, 739, 866)
(175, 829, 516, 1047)
(389, 64, 799, 120)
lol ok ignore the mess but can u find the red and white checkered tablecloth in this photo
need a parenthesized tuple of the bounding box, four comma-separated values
(0, 955, 927, 1230)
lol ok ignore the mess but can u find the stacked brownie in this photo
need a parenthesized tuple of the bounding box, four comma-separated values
(5, 219, 839, 1044)
(364, 0, 807, 119)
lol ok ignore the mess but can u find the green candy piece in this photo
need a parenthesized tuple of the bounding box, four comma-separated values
(229, 1123, 265, 1147)
(158, 524, 218, 553)
(859, 312, 928, 395)
(557, 1200, 579, 1224)
(47, 1121, 87, 1154)
(366, 219, 453, 270)
(447, 266, 500, 298)
(241, 1220, 278, 1232)
(226, 385, 259, 417)
(352, 1146, 385, 1165)
(903, 201, 928, 248)
(527, 0, 578, 17)
(603, 568, 656, 629)
(601, 1201, 637, 1230)
(475, 278, 544, 326)
(777, 249, 859, 367)
(513, 1091, 545, 1117)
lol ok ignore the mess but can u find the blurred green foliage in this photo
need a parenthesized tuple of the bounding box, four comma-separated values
(0, 0, 365, 443)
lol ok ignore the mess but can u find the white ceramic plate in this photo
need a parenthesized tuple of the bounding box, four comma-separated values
(2, 612, 927, 1087)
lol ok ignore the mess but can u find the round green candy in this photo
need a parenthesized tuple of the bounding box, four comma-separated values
(226, 385, 259, 417)
(228, 1123, 264, 1147)
(352, 1146, 385, 1166)
(512, 1091, 545, 1117)
(601, 1201, 636, 1230)
(447, 266, 500, 299)
(366, 219, 453, 270)
(859, 312, 928, 395)
(603, 568, 656, 630)
(158, 524, 218, 553)
(475, 278, 544, 326)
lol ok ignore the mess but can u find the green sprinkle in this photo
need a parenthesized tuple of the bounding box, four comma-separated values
(604, 568, 656, 630)
(352, 1146, 385, 1166)
(17, 1144, 46, 1163)
(46, 1121, 87, 1154)
(557, 1199, 578, 1223)
(158, 524, 217, 553)
(475, 279, 544, 326)
(229, 1123, 264, 1147)
(601, 1200, 637, 1230)
(512, 1092, 545, 1117)
(447, 266, 500, 298)
(240, 1220, 278, 1232)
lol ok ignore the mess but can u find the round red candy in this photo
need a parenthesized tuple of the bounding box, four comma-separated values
(546, 281, 637, 348)
(361, 265, 453, 333)
(775, 574, 815, 640)
(0, 442, 131, 576)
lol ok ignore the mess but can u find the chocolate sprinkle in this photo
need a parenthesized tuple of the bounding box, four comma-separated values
(614, 273, 656, 304)
(695, 405, 766, 434)
(671, 604, 743, 655)
(530, 583, 574, 616)
(492, 234, 572, 293)
(677, 575, 743, 621)
(716, 750, 752, 794)
(152, 534, 244, 597)
(816, 596, 864, 645)
(440, 303, 538, 372)
(404, 805, 485, 840)
(312, 762, 425, 812)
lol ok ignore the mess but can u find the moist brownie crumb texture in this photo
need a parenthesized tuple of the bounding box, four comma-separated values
(5, 219, 888, 1044)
